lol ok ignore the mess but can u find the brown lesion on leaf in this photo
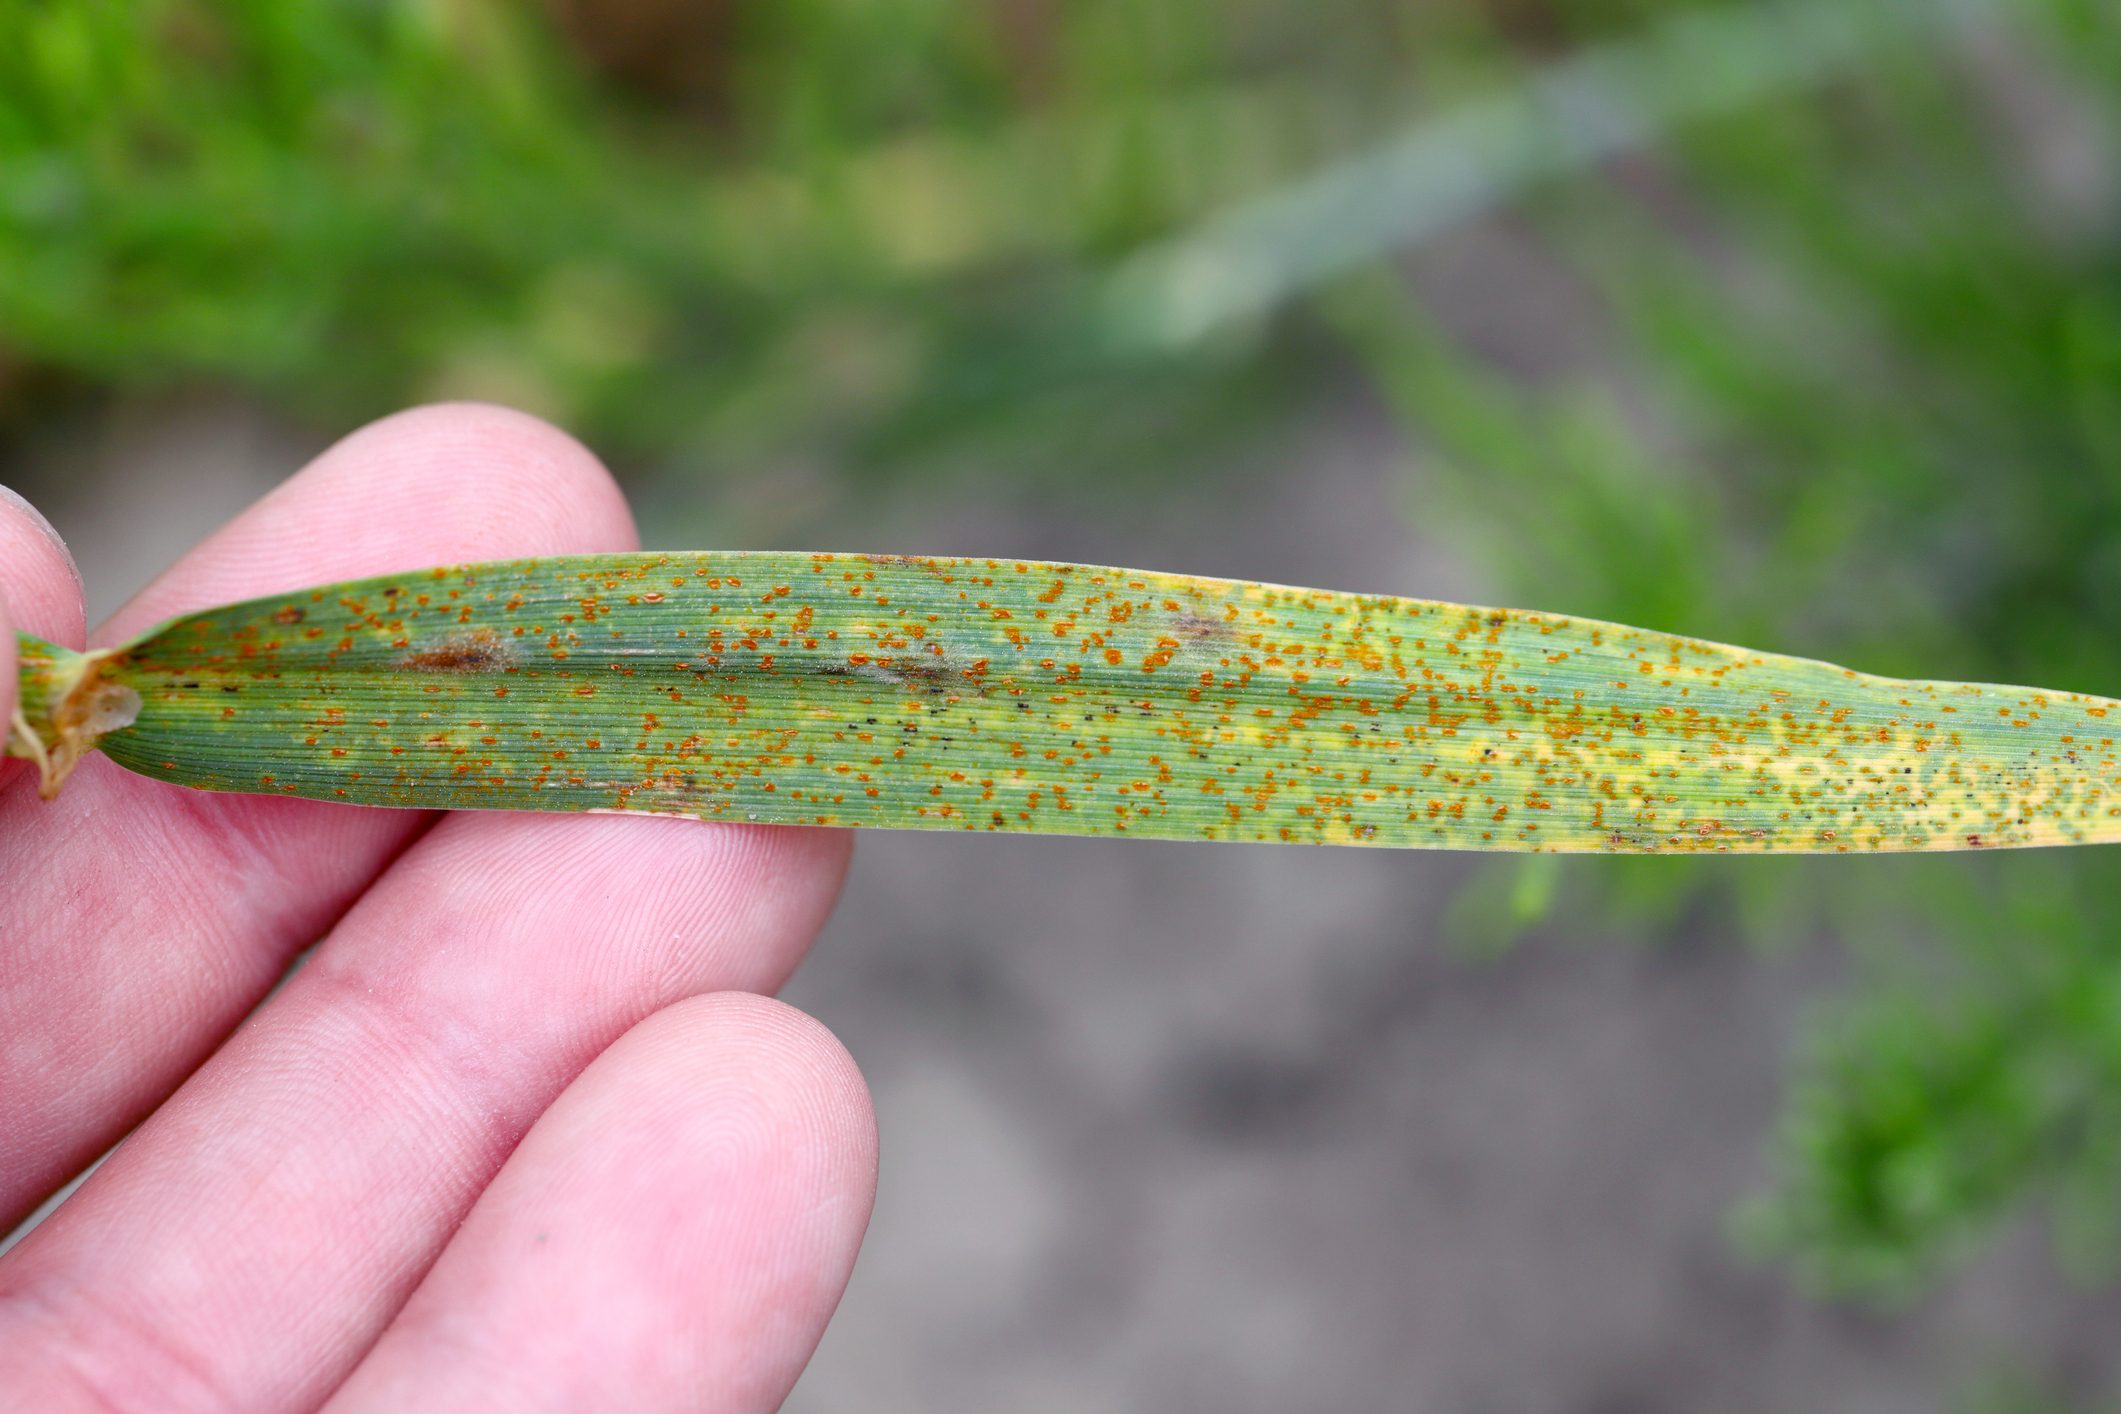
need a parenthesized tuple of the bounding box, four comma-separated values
(1171, 609, 1232, 641)
(818, 650, 985, 696)
(398, 628, 515, 674)
(885, 657, 959, 691)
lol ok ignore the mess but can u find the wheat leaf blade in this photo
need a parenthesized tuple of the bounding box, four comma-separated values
(9, 551, 2118, 853)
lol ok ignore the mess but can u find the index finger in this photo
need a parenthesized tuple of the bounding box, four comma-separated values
(0, 404, 638, 1226)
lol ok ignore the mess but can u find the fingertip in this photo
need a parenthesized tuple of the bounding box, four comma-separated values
(731, 823, 857, 989)
(544, 991, 880, 1212)
(601, 994, 881, 1313)
(0, 483, 88, 648)
(621, 993, 879, 1178)
(99, 403, 639, 644)
(327, 994, 877, 1413)
(311, 402, 637, 554)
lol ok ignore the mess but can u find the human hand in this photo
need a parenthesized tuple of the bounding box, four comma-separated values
(0, 406, 876, 1411)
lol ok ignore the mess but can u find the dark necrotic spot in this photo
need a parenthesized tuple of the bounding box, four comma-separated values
(823, 656, 973, 696)
(1172, 610, 1231, 641)
(889, 659, 956, 692)
(398, 628, 514, 674)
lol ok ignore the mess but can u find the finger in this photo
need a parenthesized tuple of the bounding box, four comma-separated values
(0, 484, 87, 642)
(0, 404, 637, 1226)
(91, 406, 619, 646)
(0, 486, 89, 797)
(0, 813, 852, 1412)
(1, 596, 13, 775)
(1, 599, 12, 760)
(327, 995, 877, 1414)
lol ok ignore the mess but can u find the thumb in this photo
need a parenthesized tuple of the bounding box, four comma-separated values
(0, 486, 87, 794)
(1, 592, 15, 758)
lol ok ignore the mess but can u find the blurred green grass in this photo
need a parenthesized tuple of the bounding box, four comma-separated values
(0, 0, 1436, 485)
(9, 0, 2121, 1342)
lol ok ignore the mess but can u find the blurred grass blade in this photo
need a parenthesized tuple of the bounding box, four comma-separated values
(9, 551, 2121, 853)
(1105, 0, 1998, 349)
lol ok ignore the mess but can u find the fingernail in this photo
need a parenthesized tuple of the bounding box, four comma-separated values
(0, 482, 84, 602)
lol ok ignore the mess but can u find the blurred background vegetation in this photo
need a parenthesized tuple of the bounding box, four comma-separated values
(8, 0, 2121, 1402)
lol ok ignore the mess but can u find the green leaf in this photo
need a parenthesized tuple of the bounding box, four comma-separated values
(11, 550, 2121, 853)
